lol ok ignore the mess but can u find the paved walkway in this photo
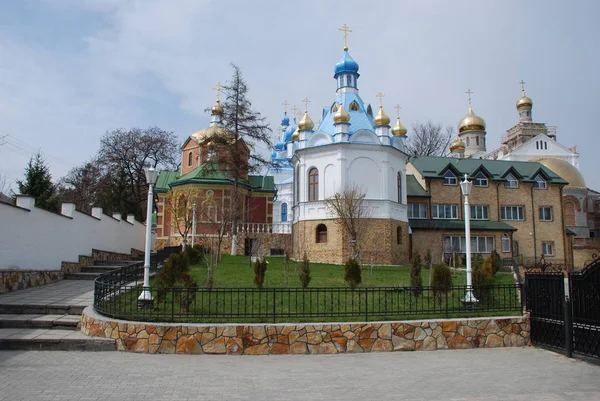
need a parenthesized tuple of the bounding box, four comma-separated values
(0, 280, 93, 308)
(0, 347, 598, 400)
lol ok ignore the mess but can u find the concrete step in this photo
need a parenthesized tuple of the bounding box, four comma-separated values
(0, 304, 86, 315)
(64, 272, 101, 280)
(0, 314, 80, 329)
(81, 266, 121, 273)
(94, 260, 138, 266)
(0, 328, 116, 351)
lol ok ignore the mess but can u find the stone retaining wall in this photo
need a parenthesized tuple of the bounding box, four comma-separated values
(0, 270, 64, 293)
(81, 308, 530, 355)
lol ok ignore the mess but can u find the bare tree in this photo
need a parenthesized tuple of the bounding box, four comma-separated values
(58, 160, 103, 214)
(0, 173, 10, 197)
(324, 185, 372, 261)
(165, 187, 203, 250)
(407, 121, 454, 156)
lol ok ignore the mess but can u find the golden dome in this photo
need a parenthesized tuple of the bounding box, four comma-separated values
(374, 105, 391, 126)
(191, 126, 228, 143)
(458, 107, 486, 133)
(211, 99, 224, 115)
(392, 117, 407, 136)
(298, 111, 314, 131)
(449, 136, 465, 152)
(333, 103, 350, 123)
(517, 90, 533, 109)
(534, 158, 586, 188)
(292, 127, 300, 141)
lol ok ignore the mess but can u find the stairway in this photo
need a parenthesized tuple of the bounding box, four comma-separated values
(64, 260, 131, 280)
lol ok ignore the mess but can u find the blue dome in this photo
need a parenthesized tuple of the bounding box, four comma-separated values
(271, 151, 277, 159)
(281, 115, 290, 126)
(284, 123, 295, 142)
(334, 51, 359, 77)
(274, 143, 284, 151)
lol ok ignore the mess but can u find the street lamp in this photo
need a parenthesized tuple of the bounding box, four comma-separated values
(139, 166, 158, 310)
(460, 173, 477, 306)
(191, 202, 197, 248)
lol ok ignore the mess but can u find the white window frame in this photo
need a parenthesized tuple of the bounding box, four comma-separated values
(501, 206, 525, 221)
(470, 205, 489, 220)
(502, 233, 511, 253)
(542, 241, 554, 256)
(444, 235, 494, 254)
(534, 174, 547, 190)
(539, 206, 553, 221)
(474, 172, 488, 187)
(408, 203, 427, 219)
(433, 204, 458, 220)
(504, 173, 519, 188)
(443, 170, 457, 186)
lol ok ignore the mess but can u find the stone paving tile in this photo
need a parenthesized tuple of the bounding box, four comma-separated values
(6, 329, 52, 339)
(0, 348, 598, 400)
(0, 329, 22, 339)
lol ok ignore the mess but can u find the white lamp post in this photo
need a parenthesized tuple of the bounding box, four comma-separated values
(139, 166, 158, 309)
(460, 173, 478, 305)
(191, 202, 197, 248)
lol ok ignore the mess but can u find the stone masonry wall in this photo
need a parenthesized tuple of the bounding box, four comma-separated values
(81, 308, 530, 355)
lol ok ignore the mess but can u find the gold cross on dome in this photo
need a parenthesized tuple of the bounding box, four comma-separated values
(291, 105, 300, 118)
(212, 82, 223, 101)
(376, 92, 385, 106)
(282, 100, 289, 113)
(302, 97, 311, 111)
(339, 24, 352, 51)
(519, 80, 526, 92)
(394, 104, 401, 118)
(465, 89, 473, 106)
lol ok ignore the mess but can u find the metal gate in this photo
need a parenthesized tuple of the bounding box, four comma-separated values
(525, 255, 600, 359)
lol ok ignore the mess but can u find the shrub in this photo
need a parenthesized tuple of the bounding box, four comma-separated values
(490, 250, 502, 274)
(299, 253, 311, 289)
(410, 253, 423, 299)
(157, 252, 190, 288)
(473, 256, 495, 301)
(344, 258, 362, 289)
(431, 263, 452, 307)
(253, 258, 268, 289)
(178, 272, 198, 312)
(184, 246, 201, 265)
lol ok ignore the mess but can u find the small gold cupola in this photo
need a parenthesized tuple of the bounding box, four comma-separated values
(450, 136, 466, 152)
(392, 104, 407, 136)
(298, 111, 314, 131)
(374, 105, 391, 126)
(516, 80, 533, 109)
(211, 99, 224, 115)
(333, 102, 351, 123)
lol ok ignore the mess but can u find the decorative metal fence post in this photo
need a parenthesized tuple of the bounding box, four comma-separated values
(564, 296, 573, 358)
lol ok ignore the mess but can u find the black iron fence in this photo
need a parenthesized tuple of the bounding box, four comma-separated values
(93, 265, 522, 323)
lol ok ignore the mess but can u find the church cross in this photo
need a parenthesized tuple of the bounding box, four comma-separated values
(376, 92, 385, 106)
(394, 104, 402, 118)
(291, 105, 300, 119)
(282, 100, 289, 113)
(212, 82, 223, 101)
(520, 80, 526, 92)
(302, 97, 311, 111)
(339, 24, 352, 51)
(465, 89, 473, 106)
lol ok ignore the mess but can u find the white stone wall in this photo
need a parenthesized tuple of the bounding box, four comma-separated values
(0, 196, 145, 271)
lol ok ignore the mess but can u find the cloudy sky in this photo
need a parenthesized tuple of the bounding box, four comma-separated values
(0, 0, 598, 191)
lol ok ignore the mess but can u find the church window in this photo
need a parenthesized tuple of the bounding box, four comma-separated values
(397, 172, 403, 203)
(331, 103, 338, 113)
(502, 234, 511, 253)
(316, 224, 328, 243)
(338, 77, 343, 87)
(346, 75, 352, 87)
(281, 203, 288, 222)
(308, 168, 319, 202)
(536, 141, 539, 149)
(396, 226, 402, 244)
(474, 172, 488, 187)
(534, 174, 547, 190)
(467, 137, 470, 146)
(188, 151, 193, 167)
(349, 101, 360, 111)
(443, 170, 457, 186)
(544, 142, 548, 150)
(476, 136, 479, 146)
(504, 173, 518, 188)
(366, 105, 373, 116)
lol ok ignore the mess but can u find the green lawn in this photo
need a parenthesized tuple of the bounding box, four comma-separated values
(183, 255, 515, 288)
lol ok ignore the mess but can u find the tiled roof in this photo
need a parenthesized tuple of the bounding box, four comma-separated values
(406, 175, 430, 198)
(409, 219, 517, 231)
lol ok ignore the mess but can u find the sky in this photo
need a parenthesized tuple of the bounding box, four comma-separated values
(0, 0, 599, 192)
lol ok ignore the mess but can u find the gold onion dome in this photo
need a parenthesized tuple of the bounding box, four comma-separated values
(298, 111, 314, 130)
(458, 107, 486, 133)
(211, 99, 224, 115)
(374, 105, 391, 126)
(450, 136, 466, 152)
(534, 158, 586, 188)
(517, 90, 533, 109)
(333, 103, 350, 123)
(291, 127, 300, 141)
(392, 117, 407, 136)
(191, 126, 227, 142)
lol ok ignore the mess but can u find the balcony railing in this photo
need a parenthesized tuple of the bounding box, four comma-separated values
(236, 222, 292, 234)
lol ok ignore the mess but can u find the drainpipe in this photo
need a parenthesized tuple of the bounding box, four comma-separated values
(530, 184, 537, 261)
(558, 184, 569, 270)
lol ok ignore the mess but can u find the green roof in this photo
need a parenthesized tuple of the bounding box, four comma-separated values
(155, 165, 275, 193)
(409, 156, 568, 185)
(409, 219, 517, 231)
(406, 175, 430, 197)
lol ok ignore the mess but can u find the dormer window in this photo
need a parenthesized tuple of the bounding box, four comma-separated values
(349, 101, 360, 111)
(443, 170, 457, 186)
(534, 174, 547, 190)
(474, 172, 488, 187)
(505, 173, 518, 188)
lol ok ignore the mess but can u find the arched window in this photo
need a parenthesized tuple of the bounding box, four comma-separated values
(346, 75, 352, 87)
(467, 137, 470, 146)
(281, 203, 288, 222)
(502, 233, 511, 253)
(188, 151, 193, 167)
(476, 136, 479, 146)
(544, 142, 548, 150)
(316, 224, 328, 243)
(397, 226, 402, 244)
(308, 168, 318, 202)
(397, 172, 403, 203)
(349, 101, 360, 111)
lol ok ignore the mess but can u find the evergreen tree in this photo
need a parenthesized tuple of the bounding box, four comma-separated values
(410, 253, 423, 299)
(16, 152, 60, 212)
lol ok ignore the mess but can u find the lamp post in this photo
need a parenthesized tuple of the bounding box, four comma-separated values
(139, 166, 158, 310)
(460, 173, 477, 305)
(191, 202, 197, 248)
